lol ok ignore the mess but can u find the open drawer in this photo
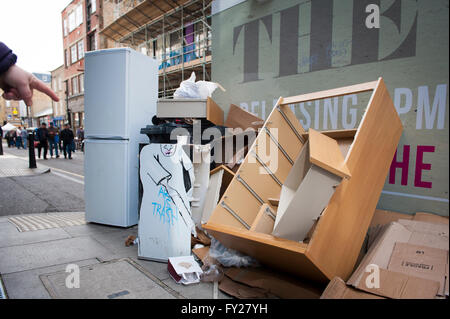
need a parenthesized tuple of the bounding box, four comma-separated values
(204, 78, 403, 283)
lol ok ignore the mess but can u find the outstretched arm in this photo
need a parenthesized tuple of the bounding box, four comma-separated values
(0, 42, 59, 106)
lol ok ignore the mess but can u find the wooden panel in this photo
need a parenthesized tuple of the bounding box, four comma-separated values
(210, 165, 235, 199)
(307, 78, 403, 280)
(217, 165, 235, 200)
(337, 138, 354, 158)
(265, 107, 304, 161)
(281, 81, 378, 105)
(274, 165, 342, 242)
(301, 129, 356, 160)
(207, 177, 261, 228)
(268, 198, 280, 207)
(205, 80, 400, 282)
(207, 201, 246, 230)
(202, 170, 222, 220)
(225, 104, 264, 130)
(204, 222, 328, 282)
(206, 95, 304, 232)
(250, 204, 275, 234)
(239, 156, 282, 203)
(206, 97, 224, 126)
(301, 129, 357, 141)
(253, 132, 293, 183)
(308, 129, 351, 179)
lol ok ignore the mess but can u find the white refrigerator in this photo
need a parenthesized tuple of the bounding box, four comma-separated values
(84, 48, 158, 227)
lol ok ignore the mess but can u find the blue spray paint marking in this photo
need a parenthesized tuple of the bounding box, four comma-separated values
(151, 186, 178, 227)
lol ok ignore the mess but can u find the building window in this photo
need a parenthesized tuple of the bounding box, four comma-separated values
(71, 45, 77, 64)
(64, 49, 69, 67)
(75, 4, 83, 26)
(72, 77, 78, 95)
(88, 33, 96, 51)
(78, 41, 85, 59)
(68, 4, 83, 34)
(63, 19, 68, 37)
(90, 0, 96, 14)
(68, 11, 76, 32)
(79, 74, 84, 93)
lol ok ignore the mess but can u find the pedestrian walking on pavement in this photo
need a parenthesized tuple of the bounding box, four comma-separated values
(60, 123, 74, 159)
(16, 126, 23, 149)
(47, 122, 59, 158)
(5, 130, 11, 147)
(36, 122, 49, 160)
(9, 129, 16, 147)
(54, 130, 60, 153)
(76, 126, 84, 152)
(58, 126, 63, 152)
(21, 126, 27, 149)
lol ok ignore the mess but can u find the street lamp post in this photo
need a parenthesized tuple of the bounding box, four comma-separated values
(28, 132, 37, 169)
(65, 79, 71, 126)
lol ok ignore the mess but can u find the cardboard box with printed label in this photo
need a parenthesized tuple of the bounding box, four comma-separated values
(348, 219, 449, 298)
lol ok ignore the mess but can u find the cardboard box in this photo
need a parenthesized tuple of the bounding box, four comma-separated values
(363, 210, 447, 263)
(321, 277, 384, 299)
(348, 219, 449, 297)
(366, 210, 414, 249)
(219, 276, 277, 299)
(388, 243, 447, 294)
(222, 267, 322, 299)
(211, 104, 263, 171)
(356, 268, 440, 299)
(413, 212, 449, 225)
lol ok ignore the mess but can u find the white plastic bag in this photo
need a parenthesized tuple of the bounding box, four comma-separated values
(173, 72, 224, 99)
(173, 72, 200, 99)
(208, 237, 260, 268)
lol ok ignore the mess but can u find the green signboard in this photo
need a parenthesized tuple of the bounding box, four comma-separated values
(211, 0, 449, 216)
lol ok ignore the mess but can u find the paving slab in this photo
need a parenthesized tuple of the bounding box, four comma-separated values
(90, 226, 138, 257)
(0, 221, 71, 248)
(0, 216, 12, 223)
(0, 236, 113, 274)
(62, 223, 124, 237)
(162, 276, 233, 299)
(131, 257, 171, 281)
(0, 157, 50, 177)
(40, 259, 176, 299)
(1, 258, 99, 299)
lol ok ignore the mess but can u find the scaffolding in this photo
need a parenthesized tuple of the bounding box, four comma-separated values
(101, 0, 212, 98)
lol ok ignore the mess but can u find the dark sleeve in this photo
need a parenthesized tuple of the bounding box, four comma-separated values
(0, 42, 17, 75)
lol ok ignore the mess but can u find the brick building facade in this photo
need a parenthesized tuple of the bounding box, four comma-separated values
(61, 0, 104, 131)
(51, 65, 66, 128)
